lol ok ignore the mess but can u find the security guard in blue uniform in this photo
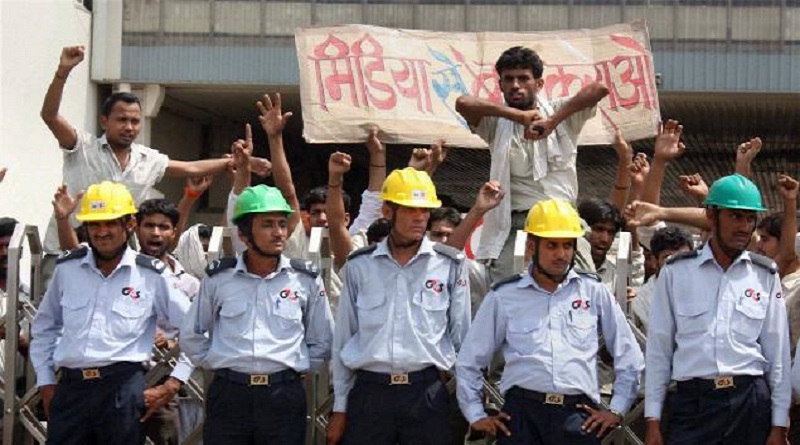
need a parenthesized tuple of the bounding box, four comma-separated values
(645, 174, 791, 445)
(327, 167, 471, 445)
(456, 199, 644, 445)
(180, 184, 334, 445)
(30, 181, 192, 445)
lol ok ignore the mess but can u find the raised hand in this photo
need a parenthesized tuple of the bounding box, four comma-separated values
(52, 185, 83, 221)
(186, 175, 213, 197)
(629, 153, 650, 186)
(777, 174, 799, 201)
(473, 181, 504, 214)
(366, 127, 384, 157)
(58, 45, 85, 73)
(653, 119, 685, 162)
(257, 93, 293, 137)
(625, 200, 663, 228)
(736, 137, 762, 166)
(328, 152, 352, 176)
(678, 173, 708, 203)
(613, 130, 633, 163)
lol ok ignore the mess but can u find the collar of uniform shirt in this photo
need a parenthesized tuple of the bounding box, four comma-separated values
(516, 266, 580, 293)
(81, 246, 138, 274)
(233, 253, 292, 278)
(373, 236, 435, 259)
(697, 242, 755, 269)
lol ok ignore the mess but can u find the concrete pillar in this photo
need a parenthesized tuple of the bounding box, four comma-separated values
(130, 83, 165, 146)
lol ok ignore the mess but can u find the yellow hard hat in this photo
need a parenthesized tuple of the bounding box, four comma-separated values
(381, 168, 442, 209)
(76, 181, 137, 222)
(524, 199, 585, 238)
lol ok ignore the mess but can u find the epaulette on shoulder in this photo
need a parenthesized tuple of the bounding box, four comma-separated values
(348, 244, 377, 261)
(205, 257, 237, 277)
(56, 246, 88, 264)
(665, 249, 700, 265)
(433, 243, 465, 261)
(574, 268, 600, 282)
(136, 254, 167, 274)
(491, 273, 524, 291)
(749, 252, 777, 274)
(290, 258, 319, 279)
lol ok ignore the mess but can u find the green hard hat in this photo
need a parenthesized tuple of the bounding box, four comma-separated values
(232, 185, 294, 223)
(704, 173, 766, 211)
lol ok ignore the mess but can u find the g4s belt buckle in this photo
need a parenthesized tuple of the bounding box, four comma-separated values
(544, 394, 564, 405)
(81, 368, 101, 380)
(249, 374, 270, 386)
(714, 376, 734, 390)
(390, 373, 410, 385)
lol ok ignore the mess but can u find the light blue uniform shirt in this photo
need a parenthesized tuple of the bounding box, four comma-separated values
(31, 247, 193, 386)
(332, 237, 471, 412)
(456, 268, 643, 425)
(645, 244, 790, 427)
(179, 254, 334, 374)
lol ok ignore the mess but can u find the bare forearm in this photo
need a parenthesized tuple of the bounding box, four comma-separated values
(232, 163, 251, 195)
(56, 218, 79, 251)
(609, 161, 632, 211)
(40, 73, 68, 124)
(444, 207, 482, 251)
(166, 159, 228, 178)
(326, 178, 352, 270)
(735, 159, 752, 178)
(267, 134, 301, 233)
(780, 197, 797, 264)
(455, 96, 525, 127)
(367, 156, 386, 192)
(642, 159, 667, 205)
(547, 82, 608, 127)
(661, 207, 710, 230)
(174, 194, 198, 250)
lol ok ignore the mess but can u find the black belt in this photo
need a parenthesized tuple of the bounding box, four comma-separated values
(214, 368, 300, 386)
(59, 362, 144, 382)
(506, 386, 590, 406)
(356, 366, 441, 385)
(676, 375, 760, 392)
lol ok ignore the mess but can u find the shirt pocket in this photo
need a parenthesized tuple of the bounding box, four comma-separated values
(110, 292, 153, 341)
(411, 287, 450, 343)
(356, 291, 387, 333)
(272, 295, 303, 339)
(546, 126, 573, 172)
(217, 299, 249, 340)
(674, 300, 711, 337)
(565, 310, 598, 345)
(731, 298, 767, 342)
(506, 315, 546, 356)
(61, 293, 90, 332)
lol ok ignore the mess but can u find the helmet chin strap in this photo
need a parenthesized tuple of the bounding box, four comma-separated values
(90, 221, 131, 262)
(241, 224, 280, 260)
(711, 207, 755, 262)
(532, 237, 575, 284)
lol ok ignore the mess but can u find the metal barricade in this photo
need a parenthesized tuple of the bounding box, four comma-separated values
(4, 223, 44, 445)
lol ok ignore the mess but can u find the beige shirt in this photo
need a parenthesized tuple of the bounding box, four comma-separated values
(474, 97, 596, 260)
(44, 130, 169, 253)
(783, 270, 800, 359)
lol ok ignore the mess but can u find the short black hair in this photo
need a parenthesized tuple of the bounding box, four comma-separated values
(428, 207, 462, 230)
(0, 217, 18, 238)
(578, 198, 624, 234)
(495, 46, 544, 79)
(367, 218, 391, 245)
(757, 214, 782, 239)
(650, 226, 693, 259)
(197, 224, 211, 240)
(302, 186, 351, 213)
(101, 92, 141, 117)
(136, 199, 179, 227)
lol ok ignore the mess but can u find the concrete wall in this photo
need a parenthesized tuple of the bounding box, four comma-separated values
(0, 0, 96, 251)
